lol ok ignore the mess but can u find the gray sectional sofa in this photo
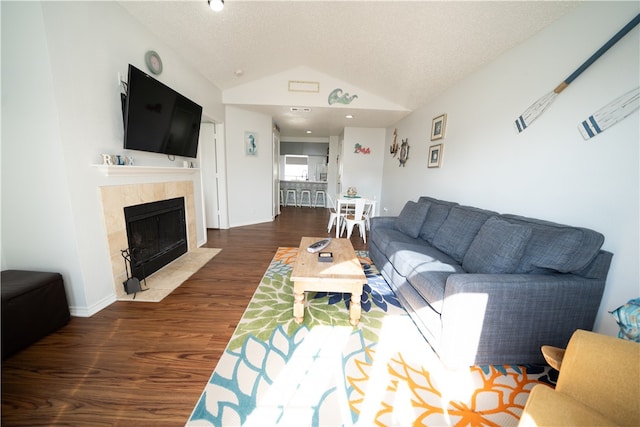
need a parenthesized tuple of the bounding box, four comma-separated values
(369, 196, 612, 368)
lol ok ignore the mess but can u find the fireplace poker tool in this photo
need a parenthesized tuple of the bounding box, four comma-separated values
(121, 248, 148, 298)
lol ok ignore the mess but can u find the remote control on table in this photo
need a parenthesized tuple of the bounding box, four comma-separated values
(307, 238, 331, 253)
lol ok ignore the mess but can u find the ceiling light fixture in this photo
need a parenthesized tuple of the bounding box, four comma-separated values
(208, 0, 224, 12)
(345, 114, 353, 119)
(306, 130, 312, 134)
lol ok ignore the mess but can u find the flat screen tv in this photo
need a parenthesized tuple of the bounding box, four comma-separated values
(123, 64, 202, 158)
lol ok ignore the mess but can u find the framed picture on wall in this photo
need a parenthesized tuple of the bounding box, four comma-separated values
(245, 131, 258, 156)
(431, 114, 447, 141)
(428, 144, 443, 168)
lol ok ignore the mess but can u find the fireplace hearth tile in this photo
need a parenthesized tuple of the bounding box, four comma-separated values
(116, 247, 220, 302)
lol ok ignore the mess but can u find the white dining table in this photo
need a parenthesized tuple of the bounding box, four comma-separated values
(334, 196, 377, 238)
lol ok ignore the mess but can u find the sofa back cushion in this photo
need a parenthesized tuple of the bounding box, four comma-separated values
(395, 201, 431, 238)
(462, 217, 533, 274)
(432, 206, 498, 262)
(418, 197, 459, 243)
(502, 214, 604, 273)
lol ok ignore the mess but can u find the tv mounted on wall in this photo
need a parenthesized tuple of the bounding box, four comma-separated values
(123, 64, 203, 158)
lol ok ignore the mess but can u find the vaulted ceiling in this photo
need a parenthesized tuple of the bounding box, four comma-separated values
(119, 0, 579, 138)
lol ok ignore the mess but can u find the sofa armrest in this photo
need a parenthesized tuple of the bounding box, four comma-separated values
(439, 273, 606, 367)
(518, 384, 617, 427)
(370, 216, 397, 233)
(556, 330, 640, 426)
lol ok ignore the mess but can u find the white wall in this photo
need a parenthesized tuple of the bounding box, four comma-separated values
(1, 2, 87, 306)
(224, 106, 274, 227)
(341, 127, 385, 212)
(1, 2, 223, 316)
(380, 2, 640, 336)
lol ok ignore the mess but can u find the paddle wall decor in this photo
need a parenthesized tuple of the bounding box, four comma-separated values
(514, 13, 640, 134)
(578, 87, 640, 140)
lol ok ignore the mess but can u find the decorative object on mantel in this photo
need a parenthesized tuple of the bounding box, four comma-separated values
(398, 138, 409, 167)
(245, 131, 257, 156)
(353, 143, 370, 154)
(579, 86, 640, 140)
(101, 154, 113, 165)
(428, 143, 443, 168)
(144, 50, 163, 75)
(390, 128, 399, 157)
(514, 13, 640, 133)
(101, 154, 134, 166)
(346, 186, 357, 197)
(328, 88, 358, 105)
(431, 114, 446, 141)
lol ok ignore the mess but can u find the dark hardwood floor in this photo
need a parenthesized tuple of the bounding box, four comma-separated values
(1, 207, 368, 426)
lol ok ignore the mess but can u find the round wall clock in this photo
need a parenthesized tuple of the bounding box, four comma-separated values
(144, 50, 163, 75)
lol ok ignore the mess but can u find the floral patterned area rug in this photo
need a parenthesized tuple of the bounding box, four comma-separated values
(186, 247, 554, 427)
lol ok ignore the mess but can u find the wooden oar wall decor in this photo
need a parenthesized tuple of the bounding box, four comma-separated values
(514, 13, 640, 134)
(579, 87, 639, 140)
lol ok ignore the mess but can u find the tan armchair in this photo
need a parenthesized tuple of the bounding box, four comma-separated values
(518, 329, 640, 426)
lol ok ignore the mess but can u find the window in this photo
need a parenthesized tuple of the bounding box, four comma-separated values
(284, 155, 308, 180)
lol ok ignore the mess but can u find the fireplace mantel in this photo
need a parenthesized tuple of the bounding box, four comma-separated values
(92, 165, 199, 177)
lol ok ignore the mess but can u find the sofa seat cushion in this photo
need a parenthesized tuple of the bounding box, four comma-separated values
(462, 217, 533, 274)
(432, 206, 498, 262)
(407, 271, 458, 314)
(387, 242, 463, 278)
(394, 201, 431, 238)
(370, 227, 423, 255)
(502, 214, 605, 273)
(418, 197, 459, 243)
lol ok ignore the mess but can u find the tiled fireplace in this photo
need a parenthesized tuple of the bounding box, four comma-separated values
(99, 181, 197, 300)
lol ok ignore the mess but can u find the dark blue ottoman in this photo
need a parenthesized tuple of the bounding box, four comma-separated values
(1, 270, 70, 359)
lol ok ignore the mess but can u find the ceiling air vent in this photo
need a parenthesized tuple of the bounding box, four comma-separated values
(290, 107, 312, 113)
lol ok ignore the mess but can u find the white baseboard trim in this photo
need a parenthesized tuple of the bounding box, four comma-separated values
(69, 293, 116, 317)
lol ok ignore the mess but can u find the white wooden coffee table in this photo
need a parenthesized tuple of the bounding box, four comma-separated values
(291, 237, 367, 326)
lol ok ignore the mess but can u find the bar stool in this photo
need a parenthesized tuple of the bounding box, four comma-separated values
(299, 189, 312, 207)
(313, 190, 326, 208)
(285, 189, 297, 207)
(279, 189, 284, 206)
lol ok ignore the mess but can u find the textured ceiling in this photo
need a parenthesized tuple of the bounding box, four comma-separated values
(119, 0, 579, 138)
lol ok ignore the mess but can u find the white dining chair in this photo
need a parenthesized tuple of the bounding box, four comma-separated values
(326, 193, 342, 234)
(363, 201, 373, 230)
(341, 198, 368, 243)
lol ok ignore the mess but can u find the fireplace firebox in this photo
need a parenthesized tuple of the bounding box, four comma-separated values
(124, 197, 187, 280)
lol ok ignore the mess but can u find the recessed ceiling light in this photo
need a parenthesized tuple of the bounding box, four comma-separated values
(345, 114, 353, 119)
(208, 0, 224, 12)
(306, 130, 312, 134)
